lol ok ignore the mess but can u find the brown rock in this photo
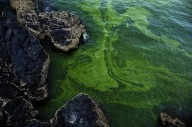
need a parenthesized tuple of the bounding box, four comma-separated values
(9, 0, 85, 52)
(39, 12, 85, 52)
(159, 112, 186, 127)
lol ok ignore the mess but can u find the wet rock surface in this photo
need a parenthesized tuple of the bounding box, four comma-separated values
(2, 97, 38, 127)
(52, 93, 109, 127)
(10, 0, 85, 52)
(159, 112, 186, 127)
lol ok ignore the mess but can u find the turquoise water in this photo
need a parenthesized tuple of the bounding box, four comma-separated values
(38, 0, 192, 126)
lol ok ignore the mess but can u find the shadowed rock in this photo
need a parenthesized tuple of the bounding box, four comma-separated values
(10, 25, 50, 101)
(0, 9, 50, 101)
(159, 112, 186, 127)
(24, 119, 52, 127)
(2, 97, 38, 127)
(0, 60, 18, 99)
(52, 93, 109, 127)
(0, 99, 3, 125)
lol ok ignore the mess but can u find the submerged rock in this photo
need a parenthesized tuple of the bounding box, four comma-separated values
(2, 97, 38, 127)
(159, 112, 186, 127)
(10, 0, 85, 52)
(52, 93, 109, 127)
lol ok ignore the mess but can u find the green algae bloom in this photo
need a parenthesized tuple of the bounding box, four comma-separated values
(38, 0, 192, 126)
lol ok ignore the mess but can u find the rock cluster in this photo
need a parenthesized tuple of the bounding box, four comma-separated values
(0, 2, 109, 127)
(10, 0, 85, 52)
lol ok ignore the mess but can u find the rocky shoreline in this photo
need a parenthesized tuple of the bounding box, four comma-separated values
(0, 0, 109, 127)
(0, 0, 191, 127)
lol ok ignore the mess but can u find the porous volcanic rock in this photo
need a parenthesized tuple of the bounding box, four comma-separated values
(10, 0, 85, 52)
(52, 93, 109, 127)
(2, 97, 38, 127)
(159, 112, 186, 127)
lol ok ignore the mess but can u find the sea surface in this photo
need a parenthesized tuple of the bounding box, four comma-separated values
(38, 0, 192, 126)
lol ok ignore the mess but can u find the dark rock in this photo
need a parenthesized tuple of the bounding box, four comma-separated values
(24, 119, 52, 127)
(39, 12, 84, 52)
(0, 99, 3, 123)
(0, 7, 5, 19)
(10, 26, 50, 101)
(2, 97, 38, 127)
(0, 0, 9, 4)
(52, 93, 109, 127)
(10, 0, 85, 52)
(159, 112, 186, 127)
(0, 12, 50, 101)
(0, 109, 2, 120)
(0, 59, 18, 99)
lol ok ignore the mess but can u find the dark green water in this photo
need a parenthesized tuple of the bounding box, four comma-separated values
(38, 0, 192, 126)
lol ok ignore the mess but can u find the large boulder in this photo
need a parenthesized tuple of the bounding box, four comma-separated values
(2, 97, 38, 127)
(159, 112, 186, 127)
(52, 93, 109, 127)
(39, 11, 84, 52)
(9, 0, 85, 52)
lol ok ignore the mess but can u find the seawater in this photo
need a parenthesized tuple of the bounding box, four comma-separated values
(38, 0, 192, 127)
